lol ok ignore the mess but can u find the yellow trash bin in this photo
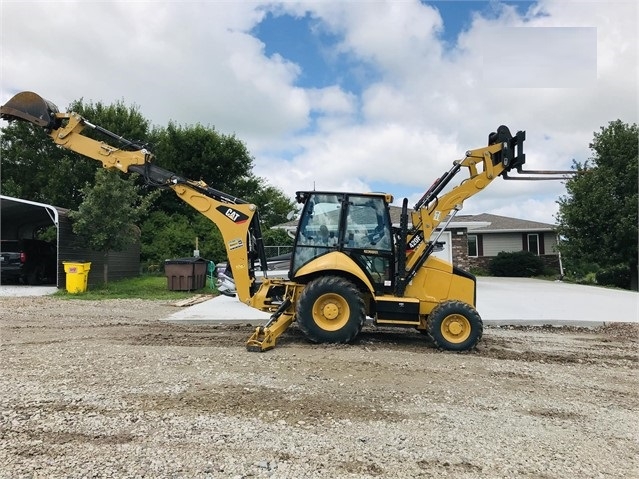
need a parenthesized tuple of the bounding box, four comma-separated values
(63, 262, 91, 293)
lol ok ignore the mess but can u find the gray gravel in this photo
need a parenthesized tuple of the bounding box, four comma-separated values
(1, 296, 638, 478)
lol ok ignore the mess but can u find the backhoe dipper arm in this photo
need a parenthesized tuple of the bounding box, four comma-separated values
(0, 91, 266, 303)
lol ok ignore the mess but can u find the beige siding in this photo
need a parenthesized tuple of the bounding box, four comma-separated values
(482, 233, 521, 256)
(544, 234, 558, 254)
(431, 231, 452, 263)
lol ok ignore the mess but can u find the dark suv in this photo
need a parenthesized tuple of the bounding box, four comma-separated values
(0, 239, 57, 285)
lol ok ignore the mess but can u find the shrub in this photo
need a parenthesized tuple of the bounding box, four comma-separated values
(489, 251, 545, 277)
(580, 272, 598, 285)
(469, 266, 489, 277)
(563, 259, 601, 281)
(596, 265, 631, 289)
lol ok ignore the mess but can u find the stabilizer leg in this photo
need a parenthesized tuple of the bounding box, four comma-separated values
(246, 299, 293, 352)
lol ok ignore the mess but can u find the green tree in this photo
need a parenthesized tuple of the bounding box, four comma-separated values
(246, 179, 296, 229)
(69, 98, 150, 146)
(0, 120, 94, 208)
(556, 120, 638, 290)
(140, 211, 226, 267)
(148, 122, 257, 217)
(1, 97, 151, 210)
(262, 227, 294, 247)
(2, 95, 296, 272)
(141, 122, 296, 264)
(70, 169, 158, 284)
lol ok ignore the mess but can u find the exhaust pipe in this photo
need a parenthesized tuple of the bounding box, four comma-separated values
(0, 91, 60, 129)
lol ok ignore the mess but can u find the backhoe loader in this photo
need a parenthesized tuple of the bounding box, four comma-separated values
(1, 91, 573, 352)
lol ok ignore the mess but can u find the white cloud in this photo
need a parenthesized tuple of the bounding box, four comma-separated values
(2, 0, 637, 226)
(0, 1, 307, 137)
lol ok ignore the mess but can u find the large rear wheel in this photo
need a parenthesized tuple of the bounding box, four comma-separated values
(427, 300, 483, 351)
(297, 276, 365, 344)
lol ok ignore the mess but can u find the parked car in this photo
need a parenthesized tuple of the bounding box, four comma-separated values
(216, 252, 291, 297)
(0, 239, 57, 285)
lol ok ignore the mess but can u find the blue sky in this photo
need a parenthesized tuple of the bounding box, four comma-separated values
(1, 1, 637, 224)
(252, 1, 537, 92)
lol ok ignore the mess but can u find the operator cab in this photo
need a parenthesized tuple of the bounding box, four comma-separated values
(291, 191, 395, 293)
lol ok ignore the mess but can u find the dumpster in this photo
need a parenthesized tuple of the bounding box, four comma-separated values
(165, 257, 208, 291)
(62, 262, 91, 293)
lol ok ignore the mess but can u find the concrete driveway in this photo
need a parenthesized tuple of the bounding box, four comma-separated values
(0, 285, 58, 297)
(475, 277, 637, 325)
(167, 277, 638, 327)
(2, 279, 635, 327)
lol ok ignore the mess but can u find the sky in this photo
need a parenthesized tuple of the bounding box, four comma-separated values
(1, 0, 637, 225)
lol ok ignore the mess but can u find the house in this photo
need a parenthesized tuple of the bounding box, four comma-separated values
(274, 209, 562, 274)
(454, 213, 561, 273)
(385, 209, 560, 272)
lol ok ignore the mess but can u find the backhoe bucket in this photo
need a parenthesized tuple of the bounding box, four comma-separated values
(0, 91, 59, 129)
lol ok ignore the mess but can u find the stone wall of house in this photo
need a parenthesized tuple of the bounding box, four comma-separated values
(540, 254, 561, 273)
(449, 228, 469, 270)
(467, 256, 490, 272)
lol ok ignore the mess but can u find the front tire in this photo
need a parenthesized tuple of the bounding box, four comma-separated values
(427, 300, 483, 351)
(297, 276, 365, 344)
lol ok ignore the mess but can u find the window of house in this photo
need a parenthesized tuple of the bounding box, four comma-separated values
(527, 233, 539, 255)
(468, 234, 478, 257)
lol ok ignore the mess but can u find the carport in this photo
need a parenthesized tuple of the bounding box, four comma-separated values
(1, 195, 141, 288)
(1, 195, 65, 286)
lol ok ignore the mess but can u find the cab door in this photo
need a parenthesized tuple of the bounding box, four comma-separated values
(342, 195, 394, 294)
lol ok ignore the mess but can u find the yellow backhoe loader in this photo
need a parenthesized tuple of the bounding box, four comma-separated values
(1, 91, 572, 352)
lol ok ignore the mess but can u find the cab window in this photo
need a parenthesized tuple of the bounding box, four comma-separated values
(292, 193, 341, 271)
(344, 196, 392, 252)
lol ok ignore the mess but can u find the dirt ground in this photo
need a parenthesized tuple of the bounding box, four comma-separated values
(1, 296, 638, 478)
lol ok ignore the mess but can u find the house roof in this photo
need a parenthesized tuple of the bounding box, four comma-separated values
(387, 207, 555, 232)
(275, 208, 556, 233)
(454, 213, 557, 233)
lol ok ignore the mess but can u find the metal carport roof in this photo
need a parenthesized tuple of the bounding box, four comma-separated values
(1, 194, 65, 234)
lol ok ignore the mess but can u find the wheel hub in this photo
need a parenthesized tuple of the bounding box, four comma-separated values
(312, 292, 351, 332)
(448, 321, 463, 335)
(322, 303, 339, 320)
(441, 314, 471, 343)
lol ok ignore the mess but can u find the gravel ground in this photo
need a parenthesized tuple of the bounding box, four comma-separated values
(1, 296, 637, 478)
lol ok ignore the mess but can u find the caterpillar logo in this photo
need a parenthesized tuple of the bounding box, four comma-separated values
(216, 206, 249, 224)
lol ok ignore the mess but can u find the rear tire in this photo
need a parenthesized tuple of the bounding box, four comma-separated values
(27, 266, 43, 285)
(297, 276, 365, 344)
(427, 300, 483, 351)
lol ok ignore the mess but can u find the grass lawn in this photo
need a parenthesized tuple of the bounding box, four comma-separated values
(55, 275, 218, 300)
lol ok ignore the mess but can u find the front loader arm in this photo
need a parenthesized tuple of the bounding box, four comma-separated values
(1, 91, 265, 303)
(403, 126, 524, 281)
(398, 125, 575, 292)
(412, 143, 507, 235)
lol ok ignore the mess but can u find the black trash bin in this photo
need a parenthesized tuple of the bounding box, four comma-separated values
(165, 257, 208, 291)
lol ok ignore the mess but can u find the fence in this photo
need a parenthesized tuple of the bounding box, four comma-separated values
(264, 245, 293, 258)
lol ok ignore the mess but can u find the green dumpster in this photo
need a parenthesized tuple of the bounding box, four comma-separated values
(63, 262, 91, 293)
